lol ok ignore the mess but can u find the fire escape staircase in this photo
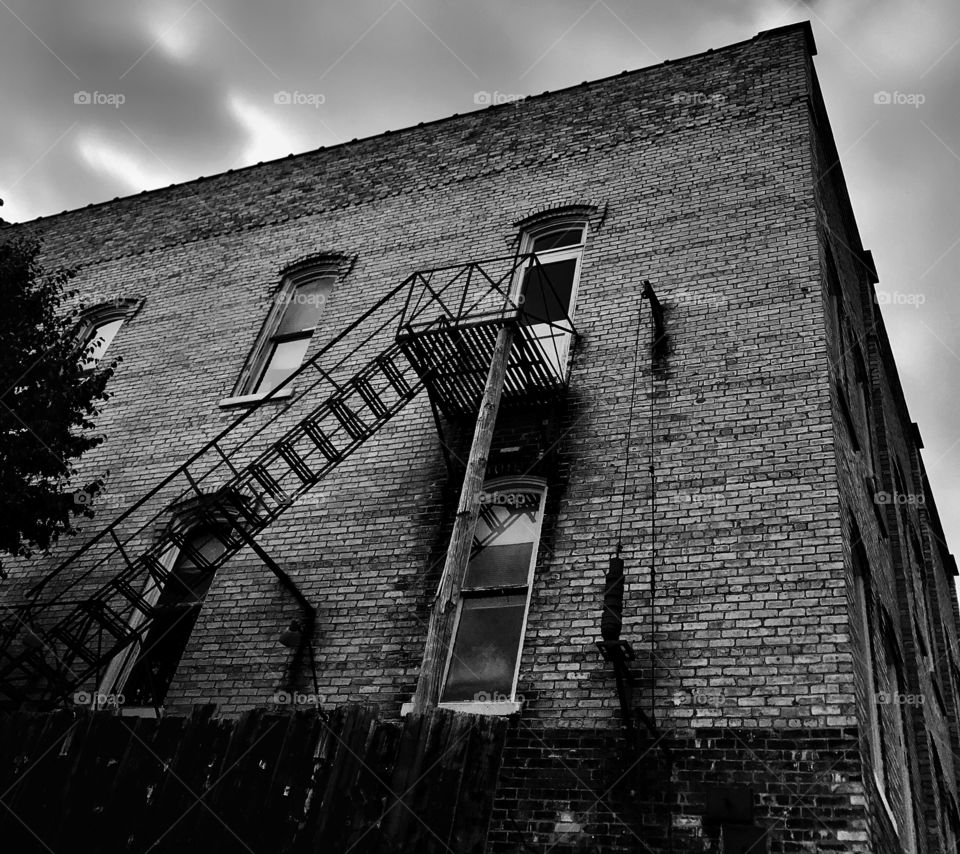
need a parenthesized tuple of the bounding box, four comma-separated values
(0, 253, 576, 710)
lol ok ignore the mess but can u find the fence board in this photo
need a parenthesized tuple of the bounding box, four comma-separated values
(0, 704, 507, 854)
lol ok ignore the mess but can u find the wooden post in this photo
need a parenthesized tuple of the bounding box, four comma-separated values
(410, 323, 516, 711)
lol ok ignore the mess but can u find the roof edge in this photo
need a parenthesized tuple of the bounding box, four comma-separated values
(757, 20, 817, 56)
(4, 20, 816, 229)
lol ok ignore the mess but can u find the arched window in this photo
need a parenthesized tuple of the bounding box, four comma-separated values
(439, 478, 546, 706)
(76, 299, 139, 370)
(236, 262, 336, 398)
(515, 220, 587, 376)
(100, 526, 226, 709)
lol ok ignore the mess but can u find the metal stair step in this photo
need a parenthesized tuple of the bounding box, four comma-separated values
(377, 353, 414, 399)
(329, 398, 369, 442)
(353, 374, 390, 419)
(0, 336, 425, 710)
(299, 418, 343, 463)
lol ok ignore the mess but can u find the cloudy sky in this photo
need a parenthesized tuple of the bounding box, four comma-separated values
(1, 0, 959, 554)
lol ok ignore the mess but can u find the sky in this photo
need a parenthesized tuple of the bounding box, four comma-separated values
(1, 0, 959, 558)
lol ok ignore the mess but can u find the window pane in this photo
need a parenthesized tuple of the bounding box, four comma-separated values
(532, 227, 584, 252)
(466, 493, 540, 588)
(254, 335, 312, 393)
(441, 595, 526, 702)
(165, 531, 227, 602)
(475, 497, 541, 545)
(123, 530, 226, 706)
(275, 276, 333, 335)
(83, 318, 124, 367)
(521, 258, 576, 325)
(465, 542, 533, 589)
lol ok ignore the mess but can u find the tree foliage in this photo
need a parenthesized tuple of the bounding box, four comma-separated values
(0, 236, 116, 571)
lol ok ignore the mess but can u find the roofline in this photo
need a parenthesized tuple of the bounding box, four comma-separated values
(3, 20, 816, 229)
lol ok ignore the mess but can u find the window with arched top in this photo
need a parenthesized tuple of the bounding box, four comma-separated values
(515, 220, 587, 376)
(99, 526, 227, 709)
(235, 262, 337, 398)
(439, 478, 546, 707)
(76, 299, 139, 370)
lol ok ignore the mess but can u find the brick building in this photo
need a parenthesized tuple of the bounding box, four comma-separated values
(1, 20, 959, 853)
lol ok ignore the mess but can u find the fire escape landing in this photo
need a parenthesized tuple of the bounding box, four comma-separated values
(397, 254, 577, 416)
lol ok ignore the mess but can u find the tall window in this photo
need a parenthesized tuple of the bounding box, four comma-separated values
(882, 628, 916, 851)
(101, 527, 226, 708)
(910, 523, 936, 663)
(851, 528, 885, 787)
(77, 300, 138, 370)
(516, 222, 586, 377)
(851, 341, 874, 469)
(240, 264, 335, 396)
(439, 479, 546, 705)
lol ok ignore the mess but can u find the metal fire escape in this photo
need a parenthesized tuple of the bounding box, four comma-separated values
(0, 253, 576, 710)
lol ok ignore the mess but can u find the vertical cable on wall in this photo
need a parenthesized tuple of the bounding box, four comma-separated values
(616, 308, 645, 553)
(648, 341, 657, 728)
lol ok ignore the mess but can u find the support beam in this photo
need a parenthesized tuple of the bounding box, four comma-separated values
(411, 323, 516, 711)
(231, 521, 315, 618)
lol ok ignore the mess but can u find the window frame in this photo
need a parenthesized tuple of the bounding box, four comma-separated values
(75, 299, 139, 371)
(436, 476, 547, 715)
(513, 220, 587, 380)
(851, 531, 886, 794)
(850, 339, 875, 471)
(96, 525, 226, 714)
(227, 262, 338, 405)
(881, 627, 917, 852)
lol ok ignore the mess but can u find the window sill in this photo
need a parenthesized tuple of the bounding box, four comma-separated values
(219, 388, 294, 408)
(400, 700, 523, 717)
(114, 706, 163, 718)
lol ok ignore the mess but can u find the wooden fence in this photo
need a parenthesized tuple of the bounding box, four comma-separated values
(0, 704, 508, 853)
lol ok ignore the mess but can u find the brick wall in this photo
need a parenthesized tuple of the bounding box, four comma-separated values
(809, 37, 960, 853)
(4, 20, 958, 852)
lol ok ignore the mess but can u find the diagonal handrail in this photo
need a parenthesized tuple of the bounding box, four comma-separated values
(3, 341, 429, 706)
(398, 253, 580, 342)
(9, 253, 577, 621)
(0, 252, 580, 707)
(24, 275, 415, 602)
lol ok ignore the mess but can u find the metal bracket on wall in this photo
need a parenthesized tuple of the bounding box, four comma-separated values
(641, 280, 667, 365)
